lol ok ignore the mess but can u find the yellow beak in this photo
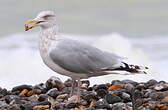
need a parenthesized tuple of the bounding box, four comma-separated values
(25, 19, 38, 31)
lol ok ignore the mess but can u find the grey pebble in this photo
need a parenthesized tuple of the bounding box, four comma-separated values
(105, 94, 122, 104)
(46, 88, 60, 98)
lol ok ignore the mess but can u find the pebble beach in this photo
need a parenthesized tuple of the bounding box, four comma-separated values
(0, 76, 168, 110)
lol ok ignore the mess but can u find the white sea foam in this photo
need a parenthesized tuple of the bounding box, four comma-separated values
(0, 33, 167, 89)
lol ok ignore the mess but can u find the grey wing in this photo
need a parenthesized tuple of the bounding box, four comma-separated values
(49, 39, 122, 73)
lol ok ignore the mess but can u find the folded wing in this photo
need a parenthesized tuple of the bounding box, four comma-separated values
(49, 38, 122, 74)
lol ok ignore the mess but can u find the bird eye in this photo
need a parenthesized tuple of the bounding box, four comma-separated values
(43, 15, 54, 19)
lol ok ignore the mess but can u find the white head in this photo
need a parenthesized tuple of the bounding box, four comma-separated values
(25, 11, 57, 31)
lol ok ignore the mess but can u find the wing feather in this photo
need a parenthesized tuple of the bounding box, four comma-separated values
(49, 38, 122, 73)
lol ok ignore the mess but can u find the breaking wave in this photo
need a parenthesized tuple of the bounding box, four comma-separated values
(0, 33, 167, 89)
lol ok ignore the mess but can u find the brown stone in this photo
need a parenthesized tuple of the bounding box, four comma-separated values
(27, 89, 42, 96)
(33, 105, 50, 110)
(108, 84, 124, 91)
(56, 94, 68, 99)
(162, 96, 168, 101)
(20, 89, 29, 95)
(142, 103, 168, 110)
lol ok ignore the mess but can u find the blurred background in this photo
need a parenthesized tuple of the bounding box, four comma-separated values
(0, 0, 168, 89)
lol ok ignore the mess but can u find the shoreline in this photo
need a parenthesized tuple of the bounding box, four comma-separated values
(0, 76, 168, 110)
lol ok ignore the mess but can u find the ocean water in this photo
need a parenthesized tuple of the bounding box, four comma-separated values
(0, 33, 167, 89)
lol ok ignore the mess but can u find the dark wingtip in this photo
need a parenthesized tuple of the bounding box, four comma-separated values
(143, 71, 148, 74)
(145, 67, 149, 69)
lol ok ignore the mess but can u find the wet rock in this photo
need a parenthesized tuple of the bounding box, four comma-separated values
(136, 83, 146, 90)
(1, 77, 168, 110)
(80, 99, 88, 106)
(159, 81, 166, 84)
(113, 102, 126, 108)
(110, 89, 125, 96)
(140, 103, 168, 110)
(56, 99, 64, 103)
(46, 88, 60, 98)
(64, 79, 73, 87)
(124, 83, 135, 93)
(81, 80, 90, 89)
(105, 94, 122, 104)
(154, 83, 168, 91)
(20, 102, 35, 110)
(34, 83, 47, 94)
(10, 97, 22, 105)
(126, 102, 132, 107)
(162, 96, 168, 102)
(2, 96, 11, 104)
(0, 94, 3, 99)
(93, 99, 110, 109)
(87, 87, 93, 91)
(18, 93, 26, 97)
(11, 91, 20, 95)
(56, 94, 68, 100)
(66, 102, 79, 109)
(28, 95, 39, 102)
(121, 92, 131, 102)
(2, 95, 21, 105)
(133, 98, 143, 109)
(111, 105, 123, 110)
(122, 80, 138, 86)
(96, 89, 107, 98)
(149, 91, 168, 100)
(145, 79, 158, 88)
(142, 98, 153, 103)
(34, 101, 51, 109)
(93, 84, 108, 91)
(38, 94, 49, 102)
(81, 91, 97, 101)
(61, 87, 71, 94)
(111, 80, 123, 85)
(133, 90, 143, 100)
(9, 104, 21, 110)
(146, 91, 158, 99)
(144, 89, 156, 98)
(12, 85, 33, 92)
(68, 95, 79, 102)
(27, 89, 42, 97)
(0, 88, 8, 97)
(51, 101, 64, 109)
(45, 76, 65, 90)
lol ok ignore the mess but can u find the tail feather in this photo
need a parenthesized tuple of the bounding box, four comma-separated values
(102, 62, 148, 74)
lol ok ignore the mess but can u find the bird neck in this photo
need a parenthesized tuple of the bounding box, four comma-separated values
(39, 25, 59, 55)
(40, 25, 59, 40)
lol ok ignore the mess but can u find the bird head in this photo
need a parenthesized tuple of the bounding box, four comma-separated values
(25, 11, 56, 31)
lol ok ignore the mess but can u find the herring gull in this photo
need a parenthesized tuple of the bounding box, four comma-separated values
(25, 11, 148, 102)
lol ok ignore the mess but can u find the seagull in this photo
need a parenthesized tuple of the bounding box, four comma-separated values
(25, 11, 148, 102)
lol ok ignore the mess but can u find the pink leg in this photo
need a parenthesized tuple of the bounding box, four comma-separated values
(77, 79, 81, 98)
(68, 79, 81, 103)
(70, 79, 76, 97)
